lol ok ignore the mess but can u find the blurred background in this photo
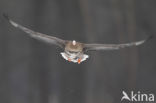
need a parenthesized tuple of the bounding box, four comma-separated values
(0, 0, 156, 103)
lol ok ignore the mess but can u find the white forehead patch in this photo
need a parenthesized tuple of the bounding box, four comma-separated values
(60, 52, 89, 63)
(72, 40, 76, 45)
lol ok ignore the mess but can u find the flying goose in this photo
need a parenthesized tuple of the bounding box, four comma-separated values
(3, 14, 152, 64)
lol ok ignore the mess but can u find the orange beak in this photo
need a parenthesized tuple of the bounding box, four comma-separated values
(77, 59, 81, 64)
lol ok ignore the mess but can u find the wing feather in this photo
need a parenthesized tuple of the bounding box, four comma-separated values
(3, 14, 66, 48)
(84, 36, 153, 51)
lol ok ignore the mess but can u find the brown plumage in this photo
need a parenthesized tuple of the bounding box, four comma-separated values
(65, 41, 84, 52)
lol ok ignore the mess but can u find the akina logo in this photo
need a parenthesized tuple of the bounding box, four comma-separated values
(121, 91, 154, 102)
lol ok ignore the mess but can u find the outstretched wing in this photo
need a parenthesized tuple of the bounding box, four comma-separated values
(84, 36, 153, 51)
(3, 13, 66, 48)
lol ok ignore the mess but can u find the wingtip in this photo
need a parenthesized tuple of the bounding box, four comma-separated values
(2, 13, 10, 21)
(2, 13, 18, 27)
(146, 35, 154, 42)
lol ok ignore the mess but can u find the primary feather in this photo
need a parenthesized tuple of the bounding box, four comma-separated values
(3, 13, 66, 48)
(84, 35, 153, 51)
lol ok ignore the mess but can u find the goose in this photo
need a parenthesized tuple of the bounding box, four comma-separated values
(3, 14, 152, 64)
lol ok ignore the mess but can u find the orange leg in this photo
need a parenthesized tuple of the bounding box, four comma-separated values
(77, 59, 81, 64)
